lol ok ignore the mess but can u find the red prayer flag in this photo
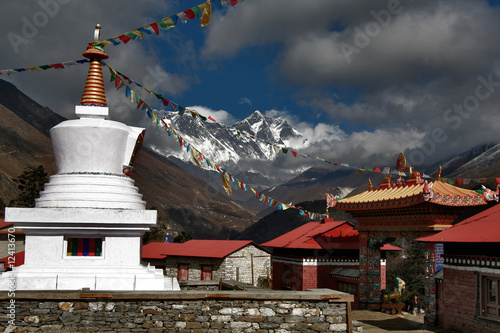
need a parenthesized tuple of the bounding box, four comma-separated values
(455, 179, 463, 185)
(115, 77, 121, 88)
(150, 23, 159, 35)
(118, 34, 132, 44)
(184, 9, 196, 19)
(50, 63, 64, 69)
(292, 151, 297, 157)
(137, 100, 144, 109)
(373, 167, 381, 173)
(334, 163, 339, 166)
(162, 98, 169, 106)
(496, 178, 500, 185)
(208, 116, 216, 122)
(229, 0, 239, 5)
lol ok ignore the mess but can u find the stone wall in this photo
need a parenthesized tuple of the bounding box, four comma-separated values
(0, 290, 360, 332)
(220, 245, 271, 286)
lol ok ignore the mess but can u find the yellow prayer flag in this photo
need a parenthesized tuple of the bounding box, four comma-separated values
(222, 172, 232, 195)
(191, 148, 202, 168)
(26, 66, 41, 71)
(100, 40, 112, 47)
(131, 30, 144, 39)
(162, 18, 176, 29)
(200, 0, 212, 27)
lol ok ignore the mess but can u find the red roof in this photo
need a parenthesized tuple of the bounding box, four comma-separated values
(261, 219, 359, 250)
(142, 240, 259, 259)
(0, 251, 25, 267)
(142, 242, 185, 259)
(0, 219, 14, 230)
(418, 204, 500, 243)
(380, 244, 403, 251)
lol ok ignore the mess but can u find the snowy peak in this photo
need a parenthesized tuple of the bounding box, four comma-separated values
(446, 143, 500, 178)
(156, 110, 308, 183)
(233, 111, 307, 147)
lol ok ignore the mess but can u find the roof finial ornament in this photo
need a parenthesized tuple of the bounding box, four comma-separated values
(94, 23, 101, 42)
(436, 165, 442, 181)
(368, 178, 373, 191)
(80, 23, 109, 107)
(396, 153, 406, 186)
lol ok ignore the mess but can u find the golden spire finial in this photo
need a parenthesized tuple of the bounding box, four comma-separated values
(80, 24, 109, 107)
(368, 178, 373, 190)
(94, 24, 101, 42)
(436, 165, 442, 181)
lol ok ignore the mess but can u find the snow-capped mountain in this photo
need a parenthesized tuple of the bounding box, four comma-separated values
(445, 143, 500, 178)
(423, 143, 499, 179)
(153, 110, 309, 184)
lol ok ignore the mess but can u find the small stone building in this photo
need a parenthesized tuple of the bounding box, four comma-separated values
(142, 240, 271, 286)
(418, 203, 500, 332)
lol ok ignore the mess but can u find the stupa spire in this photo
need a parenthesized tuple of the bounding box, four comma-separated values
(81, 24, 109, 106)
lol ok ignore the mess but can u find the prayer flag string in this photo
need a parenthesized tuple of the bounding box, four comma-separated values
(94, 0, 245, 50)
(0, 59, 89, 76)
(104, 63, 500, 187)
(106, 63, 328, 220)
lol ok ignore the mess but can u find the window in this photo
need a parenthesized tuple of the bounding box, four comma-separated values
(481, 274, 500, 320)
(201, 265, 213, 281)
(66, 238, 102, 256)
(178, 264, 189, 281)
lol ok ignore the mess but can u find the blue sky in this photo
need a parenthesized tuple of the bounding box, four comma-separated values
(2, 0, 500, 174)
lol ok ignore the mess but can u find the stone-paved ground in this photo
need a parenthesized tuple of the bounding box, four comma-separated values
(352, 310, 462, 333)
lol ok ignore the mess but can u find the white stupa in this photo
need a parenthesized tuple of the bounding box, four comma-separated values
(0, 25, 178, 291)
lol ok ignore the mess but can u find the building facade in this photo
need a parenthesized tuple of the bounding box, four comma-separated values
(419, 203, 500, 332)
(261, 219, 362, 308)
(142, 240, 271, 287)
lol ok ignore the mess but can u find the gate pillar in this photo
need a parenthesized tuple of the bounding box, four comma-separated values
(359, 232, 382, 310)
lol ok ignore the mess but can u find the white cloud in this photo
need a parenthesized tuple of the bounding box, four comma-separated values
(239, 97, 252, 106)
(186, 105, 237, 126)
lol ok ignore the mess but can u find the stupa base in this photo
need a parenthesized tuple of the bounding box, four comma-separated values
(0, 265, 180, 291)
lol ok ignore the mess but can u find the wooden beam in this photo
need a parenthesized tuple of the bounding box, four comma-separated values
(346, 300, 353, 333)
